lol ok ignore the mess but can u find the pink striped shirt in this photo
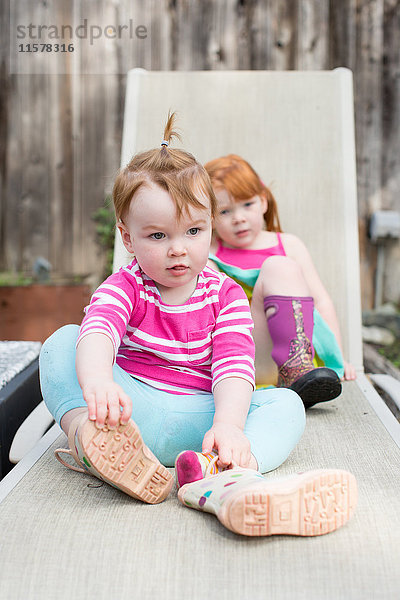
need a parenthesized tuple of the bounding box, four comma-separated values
(77, 259, 255, 395)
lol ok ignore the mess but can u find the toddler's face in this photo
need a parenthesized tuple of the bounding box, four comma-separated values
(118, 181, 212, 296)
(213, 188, 267, 248)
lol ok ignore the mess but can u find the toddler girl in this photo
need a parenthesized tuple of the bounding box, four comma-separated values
(204, 154, 356, 409)
(39, 117, 356, 537)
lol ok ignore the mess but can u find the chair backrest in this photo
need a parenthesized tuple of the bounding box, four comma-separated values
(113, 68, 362, 370)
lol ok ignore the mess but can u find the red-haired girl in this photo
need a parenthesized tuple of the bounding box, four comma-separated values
(205, 154, 356, 409)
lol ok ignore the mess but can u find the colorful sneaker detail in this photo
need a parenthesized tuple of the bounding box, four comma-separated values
(178, 468, 357, 537)
(175, 450, 221, 488)
(55, 416, 173, 504)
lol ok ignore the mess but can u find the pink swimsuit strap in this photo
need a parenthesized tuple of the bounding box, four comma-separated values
(276, 231, 285, 254)
(215, 232, 286, 269)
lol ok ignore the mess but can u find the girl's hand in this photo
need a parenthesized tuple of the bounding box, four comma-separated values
(81, 378, 132, 428)
(75, 334, 132, 428)
(202, 423, 251, 469)
(343, 361, 357, 381)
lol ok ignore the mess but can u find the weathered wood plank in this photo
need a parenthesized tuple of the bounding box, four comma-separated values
(1, 0, 399, 310)
(355, 0, 385, 309)
(0, 0, 10, 270)
(329, 0, 357, 70)
(296, 0, 330, 69)
(144, 0, 172, 70)
(364, 342, 400, 381)
(208, 0, 244, 70)
(381, 0, 400, 302)
(260, 0, 298, 70)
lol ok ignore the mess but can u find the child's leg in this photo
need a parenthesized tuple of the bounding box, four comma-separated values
(251, 256, 341, 407)
(40, 324, 213, 465)
(39, 324, 171, 441)
(175, 386, 305, 486)
(40, 327, 298, 474)
(251, 256, 310, 384)
(244, 387, 305, 473)
(39, 325, 173, 503)
(39, 324, 88, 426)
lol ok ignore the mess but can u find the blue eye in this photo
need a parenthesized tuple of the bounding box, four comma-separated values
(187, 227, 200, 235)
(244, 202, 254, 208)
(220, 209, 229, 215)
(150, 232, 165, 240)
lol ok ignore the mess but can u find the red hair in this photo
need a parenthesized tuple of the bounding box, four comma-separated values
(204, 154, 282, 232)
(113, 112, 217, 222)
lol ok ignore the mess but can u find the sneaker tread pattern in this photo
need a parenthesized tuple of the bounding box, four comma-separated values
(79, 420, 172, 503)
(223, 470, 357, 536)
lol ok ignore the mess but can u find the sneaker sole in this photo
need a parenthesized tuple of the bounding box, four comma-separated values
(218, 469, 357, 536)
(79, 419, 173, 504)
(290, 368, 342, 408)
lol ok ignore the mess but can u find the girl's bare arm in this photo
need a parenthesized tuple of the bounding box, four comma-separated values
(76, 333, 132, 427)
(202, 377, 254, 468)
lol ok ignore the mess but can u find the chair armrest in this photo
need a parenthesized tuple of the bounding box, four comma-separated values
(9, 401, 54, 464)
(369, 374, 400, 411)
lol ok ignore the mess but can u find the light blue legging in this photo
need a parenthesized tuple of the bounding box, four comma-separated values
(39, 325, 306, 473)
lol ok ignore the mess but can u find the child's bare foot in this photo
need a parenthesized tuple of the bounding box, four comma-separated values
(175, 450, 222, 488)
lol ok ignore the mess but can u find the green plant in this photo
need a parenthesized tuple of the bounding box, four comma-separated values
(0, 272, 34, 286)
(92, 197, 116, 278)
(378, 338, 400, 369)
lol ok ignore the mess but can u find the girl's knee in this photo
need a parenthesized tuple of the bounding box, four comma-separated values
(39, 325, 83, 419)
(40, 324, 80, 382)
(41, 324, 80, 354)
(257, 387, 305, 427)
(259, 256, 301, 280)
(277, 387, 305, 417)
(256, 257, 309, 297)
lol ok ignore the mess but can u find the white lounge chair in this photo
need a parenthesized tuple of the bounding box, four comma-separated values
(1, 69, 399, 599)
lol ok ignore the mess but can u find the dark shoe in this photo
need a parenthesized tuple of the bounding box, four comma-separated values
(289, 367, 342, 409)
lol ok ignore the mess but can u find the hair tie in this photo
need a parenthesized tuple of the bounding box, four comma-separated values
(161, 140, 169, 147)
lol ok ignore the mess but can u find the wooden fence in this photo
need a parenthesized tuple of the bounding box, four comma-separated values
(1, 0, 399, 308)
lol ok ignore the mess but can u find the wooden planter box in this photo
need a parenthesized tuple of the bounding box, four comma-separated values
(0, 284, 91, 342)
